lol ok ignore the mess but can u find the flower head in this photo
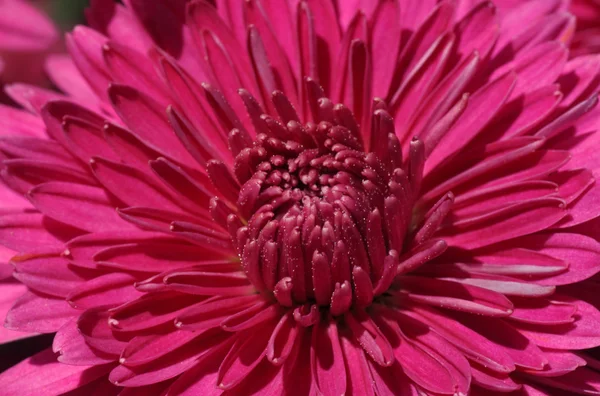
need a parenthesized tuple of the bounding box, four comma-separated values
(1, 0, 600, 395)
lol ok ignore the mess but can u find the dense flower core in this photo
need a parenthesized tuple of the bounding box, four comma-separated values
(224, 87, 429, 314)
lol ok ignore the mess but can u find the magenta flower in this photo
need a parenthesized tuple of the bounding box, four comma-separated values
(1, 0, 600, 394)
(0, 0, 58, 91)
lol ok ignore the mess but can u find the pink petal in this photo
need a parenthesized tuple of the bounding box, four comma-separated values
(67, 273, 141, 309)
(28, 182, 137, 233)
(456, 313, 548, 370)
(557, 54, 600, 108)
(311, 316, 347, 396)
(162, 337, 231, 396)
(45, 55, 100, 110)
(65, 230, 171, 268)
(127, 0, 202, 78)
(514, 296, 600, 350)
(559, 180, 600, 228)
(109, 292, 199, 333)
(395, 276, 514, 317)
(463, 244, 569, 280)
(65, 375, 123, 395)
(157, 51, 235, 163)
(149, 157, 215, 213)
(266, 312, 299, 365)
(0, 213, 80, 251)
(0, 348, 111, 396)
(67, 27, 112, 102)
(370, 0, 401, 98)
(0, 104, 46, 138)
(187, 0, 253, 88)
(448, 278, 555, 298)
(53, 319, 116, 366)
(12, 253, 92, 298)
(440, 197, 566, 250)
(117, 381, 172, 396)
(217, 322, 276, 390)
(78, 309, 128, 356)
(400, 1, 456, 79)
(0, 281, 33, 344)
(244, 1, 298, 110)
(344, 309, 394, 367)
(509, 298, 577, 326)
(486, 85, 562, 140)
(220, 301, 281, 331)
(531, 366, 600, 394)
(175, 294, 261, 332)
(5, 290, 76, 333)
(95, 242, 231, 273)
(0, 0, 57, 50)
(340, 334, 376, 395)
(553, 169, 595, 204)
(6, 83, 66, 115)
(383, 308, 472, 393)
(516, 233, 600, 286)
(405, 51, 479, 155)
(452, 180, 560, 219)
(1, 157, 94, 195)
(510, 41, 568, 98)
(117, 207, 200, 236)
(41, 99, 106, 147)
(470, 364, 521, 392)
(90, 156, 184, 213)
(103, 42, 170, 104)
(60, 117, 120, 163)
(392, 32, 456, 143)
(425, 70, 517, 175)
(403, 305, 516, 373)
(86, 0, 152, 52)
(521, 349, 586, 377)
(454, 1, 499, 61)
(107, 84, 196, 167)
(377, 313, 456, 394)
(0, 135, 77, 169)
(119, 330, 198, 367)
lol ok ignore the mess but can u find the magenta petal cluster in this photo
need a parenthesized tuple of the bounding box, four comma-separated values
(1, 0, 600, 394)
(485, 0, 600, 57)
(570, 0, 600, 56)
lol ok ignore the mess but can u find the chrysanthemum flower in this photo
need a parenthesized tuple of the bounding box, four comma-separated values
(570, 0, 600, 56)
(0, 0, 58, 93)
(1, 0, 600, 394)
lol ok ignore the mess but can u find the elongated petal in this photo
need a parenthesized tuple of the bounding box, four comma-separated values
(29, 182, 136, 233)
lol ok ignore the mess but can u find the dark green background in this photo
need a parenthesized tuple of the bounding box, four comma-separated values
(43, 0, 90, 30)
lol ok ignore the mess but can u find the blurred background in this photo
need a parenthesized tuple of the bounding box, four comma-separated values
(0, 0, 91, 101)
(39, 0, 89, 31)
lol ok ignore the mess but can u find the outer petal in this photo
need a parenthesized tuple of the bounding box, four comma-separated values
(5, 290, 76, 333)
(0, 281, 31, 344)
(0, 348, 112, 396)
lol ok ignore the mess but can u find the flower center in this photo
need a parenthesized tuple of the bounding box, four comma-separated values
(220, 90, 433, 316)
